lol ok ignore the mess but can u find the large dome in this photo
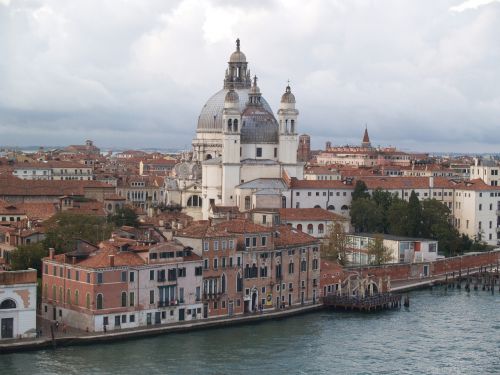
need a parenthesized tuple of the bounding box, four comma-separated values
(196, 88, 274, 133)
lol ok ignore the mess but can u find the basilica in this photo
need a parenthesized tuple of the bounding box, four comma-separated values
(174, 39, 304, 219)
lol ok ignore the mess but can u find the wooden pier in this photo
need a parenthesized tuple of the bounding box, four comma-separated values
(322, 293, 402, 312)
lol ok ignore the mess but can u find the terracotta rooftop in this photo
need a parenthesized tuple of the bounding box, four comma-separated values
(273, 225, 319, 248)
(279, 208, 347, 222)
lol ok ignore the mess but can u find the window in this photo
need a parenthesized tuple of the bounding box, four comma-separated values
(307, 224, 313, 234)
(229, 240, 234, 249)
(129, 292, 135, 306)
(274, 148, 277, 158)
(204, 259, 209, 270)
(74, 290, 79, 305)
(150, 270, 155, 281)
(262, 215, 267, 224)
(214, 241, 219, 251)
(222, 257, 226, 268)
(245, 196, 251, 210)
(318, 224, 324, 234)
(97, 272, 103, 284)
(256, 148, 262, 157)
(121, 292, 127, 307)
(479, 204, 482, 211)
(288, 262, 294, 274)
(297, 224, 302, 232)
(252, 237, 257, 247)
(312, 258, 319, 270)
(187, 195, 202, 207)
(96, 294, 103, 310)
(203, 241, 209, 251)
(214, 258, 218, 269)
(129, 315, 135, 323)
(261, 236, 267, 246)
(86, 293, 91, 309)
(67, 269, 71, 279)
(121, 271, 127, 282)
(301, 260, 307, 272)
(75, 271, 79, 281)
(129, 272, 135, 282)
(150, 290, 155, 304)
(177, 267, 186, 277)
(195, 266, 203, 276)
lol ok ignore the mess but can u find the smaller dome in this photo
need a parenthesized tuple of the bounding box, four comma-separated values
(225, 89, 239, 103)
(249, 75, 260, 95)
(230, 50, 246, 63)
(229, 38, 246, 63)
(281, 85, 296, 104)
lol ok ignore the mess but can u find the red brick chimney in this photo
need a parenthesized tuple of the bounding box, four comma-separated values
(109, 254, 115, 267)
(49, 248, 55, 260)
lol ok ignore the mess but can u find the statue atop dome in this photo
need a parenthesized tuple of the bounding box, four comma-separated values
(224, 39, 251, 89)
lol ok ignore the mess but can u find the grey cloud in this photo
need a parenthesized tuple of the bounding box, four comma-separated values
(0, 0, 499, 152)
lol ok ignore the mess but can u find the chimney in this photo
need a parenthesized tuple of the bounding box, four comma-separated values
(49, 248, 55, 260)
(109, 254, 115, 267)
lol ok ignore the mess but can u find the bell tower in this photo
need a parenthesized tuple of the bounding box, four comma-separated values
(278, 84, 299, 166)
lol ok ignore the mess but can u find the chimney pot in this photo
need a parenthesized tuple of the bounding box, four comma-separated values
(49, 248, 55, 260)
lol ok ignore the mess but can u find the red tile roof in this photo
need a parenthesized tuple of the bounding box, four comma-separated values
(279, 208, 347, 222)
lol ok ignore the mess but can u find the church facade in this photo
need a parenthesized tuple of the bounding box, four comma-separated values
(192, 40, 304, 219)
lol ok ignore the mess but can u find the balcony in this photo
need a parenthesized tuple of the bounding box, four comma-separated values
(157, 300, 178, 308)
(203, 292, 222, 300)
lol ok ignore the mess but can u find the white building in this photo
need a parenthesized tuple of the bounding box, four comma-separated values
(0, 269, 37, 339)
(193, 39, 304, 219)
(470, 158, 500, 186)
(346, 233, 438, 265)
(13, 162, 93, 181)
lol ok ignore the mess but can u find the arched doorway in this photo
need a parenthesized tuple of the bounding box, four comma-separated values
(251, 290, 258, 312)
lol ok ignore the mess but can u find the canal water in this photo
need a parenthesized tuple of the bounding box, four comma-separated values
(2, 288, 499, 374)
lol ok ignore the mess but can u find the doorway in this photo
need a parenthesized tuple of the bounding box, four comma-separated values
(1, 318, 14, 339)
(288, 293, 292, 307)
(228, 301, 234, 316)
(155, 312, 161, 324)
(203, 303, 208, 318)
(251, 292, 257, 312)
(179, 308, 185, 321)
(423, 265, 429, 277)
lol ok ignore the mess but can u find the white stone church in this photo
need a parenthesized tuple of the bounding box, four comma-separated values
(187, 39, 304, 219)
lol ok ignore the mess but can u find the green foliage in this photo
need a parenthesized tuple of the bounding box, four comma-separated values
(350, 198, 383, 233)
(406, 191, 423, 237)
(352, 180, 370, 201)
(349, 181, 482, 257)
(10, 243, 47, 276)
(367, 234, 393, 265)
(43, 212, 114, 253)
(322, 222, 351, 266)
(109, 207, 139, 227)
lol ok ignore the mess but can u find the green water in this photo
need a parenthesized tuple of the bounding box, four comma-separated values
(2, 288, 499, 374)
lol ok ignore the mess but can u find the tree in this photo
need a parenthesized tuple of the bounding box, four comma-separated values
(10, 243, 47, 276)
(322, 222, 351, 266)
(350, 198, 383, 233)
(352, 180, 370, 201)
(367, 234, 393, 265)
(406, 190, 423, 237)
(109, 207, 139, 227)
(372, 189, 395, 233)
(43, 212, 114, 253)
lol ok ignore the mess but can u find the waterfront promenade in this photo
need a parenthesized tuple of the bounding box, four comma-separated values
(0, 303, 322, 354)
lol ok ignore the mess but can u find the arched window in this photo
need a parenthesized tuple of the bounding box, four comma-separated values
(291, 119, 295, 133)
(96, 294, 103, 310)
(244, 196, 251, 210)
(228, 119, 232, 132)
(0, 299, 16, 309)
(301, 259, 307, 272)
(206, 154, 212, 160)
(74, 290, 79, 306)
(59, 287, 63, 302)
(233, 119, 238, 132)
(318, 224, 324, 234)
(121, 291, 127, 307)
(297, 224, 302, 232)
(341, 205, 349, 211)
(66, 289, 71, 305)
(187, 195, 202, 207)
(221, 274, 226, 294)
(282, 196, 286, 208)
(327, 205, 335, 211)
(236, 272, 243, 292)
(314, 205, 321, 208)
(307, 224, 314, 234)
(86, 293, 91, 309)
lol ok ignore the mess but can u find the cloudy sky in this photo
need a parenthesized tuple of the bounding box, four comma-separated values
(1, 0, 499, 152)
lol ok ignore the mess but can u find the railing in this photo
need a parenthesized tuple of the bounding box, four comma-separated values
(157, 300, 178, 308)
(203, 292, 222, 300)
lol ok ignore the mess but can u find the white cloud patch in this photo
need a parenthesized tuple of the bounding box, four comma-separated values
(0, 0, 499, 152)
